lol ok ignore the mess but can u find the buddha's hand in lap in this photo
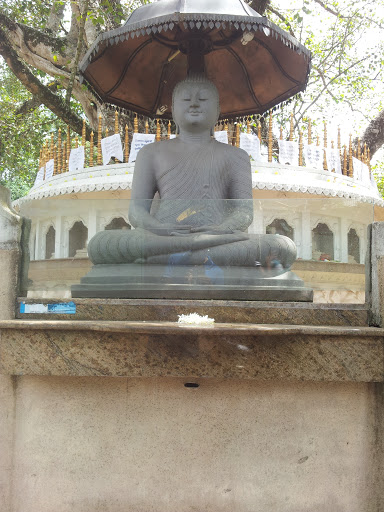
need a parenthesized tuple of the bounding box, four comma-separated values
(190, 225, 247, 236)
(145, 225, 192, 236)
(191, 231, 249, 250)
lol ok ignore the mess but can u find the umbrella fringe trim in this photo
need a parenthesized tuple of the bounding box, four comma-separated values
(101, 91, 305, 124)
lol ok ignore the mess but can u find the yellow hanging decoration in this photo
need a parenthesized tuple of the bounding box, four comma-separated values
(235, 122, 240, 147)
(343, 145, 347, 176)
(167, 120, 172, 139)
(268, 112, 273, 163)
(66, 126, 71, 171)
(97, 115, 102, 166)
(125, 124, 129, 163)
(134, 114, 139, 134)
(57, 128, 62, 174)
(53, 144, 57, 176)
(145, 120, 149, 134)
(89, 131, 94, 167)
(289, 113, 294, 142)
(114, 111, 119, 135)
(156, 119, 161, 141)
(82, 119, 86, 148)
(63, 140, 67, 171)
(348, 134, 353, 178)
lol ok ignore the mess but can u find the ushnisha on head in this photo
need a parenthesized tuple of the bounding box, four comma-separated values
(172, 74, 220, 135)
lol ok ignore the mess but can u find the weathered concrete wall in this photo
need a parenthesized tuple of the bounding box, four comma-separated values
(7, 376, 378, 512)
(0, 186, 21, 320)
(0, 376, 15, 512)
(367, 222, 384, 327)
(0, 186, 21, 511)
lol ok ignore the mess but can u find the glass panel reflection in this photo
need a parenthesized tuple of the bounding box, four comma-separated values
(19, 198, 373, 304)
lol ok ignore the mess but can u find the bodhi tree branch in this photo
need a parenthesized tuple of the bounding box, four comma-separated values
(15, 81, 60, 115)
(0, 27, 92, 139)
(65, 0, 89, 105)
(361, 110, 384, 158)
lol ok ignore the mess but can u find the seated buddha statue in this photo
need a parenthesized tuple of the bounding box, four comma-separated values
(87, 74, 296, 271)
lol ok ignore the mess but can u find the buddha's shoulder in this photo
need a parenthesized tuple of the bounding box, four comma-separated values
(212, 140, 250, 161)
(137, 138, 179, 156)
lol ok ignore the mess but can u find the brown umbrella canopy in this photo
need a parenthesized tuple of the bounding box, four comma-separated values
(79, 0, 311, 119)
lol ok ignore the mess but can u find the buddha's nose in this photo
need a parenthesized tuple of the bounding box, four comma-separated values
(190, 93, 200, 107)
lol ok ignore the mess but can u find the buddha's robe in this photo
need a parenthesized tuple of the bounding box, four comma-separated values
(88, 139, 296, 268)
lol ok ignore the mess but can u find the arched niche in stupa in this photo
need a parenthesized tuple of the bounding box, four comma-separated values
(104, 217, 131, 231)
(266, 218, 294, 241)
(348, 228, 360, 264)
(312, 222, 334, 261)
(68, 221, 88, 258)
(45, 225, 56, 260)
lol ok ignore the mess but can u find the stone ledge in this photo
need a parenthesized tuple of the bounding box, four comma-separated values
(1, 320, 383, 381)
(16, 298, 369, 326)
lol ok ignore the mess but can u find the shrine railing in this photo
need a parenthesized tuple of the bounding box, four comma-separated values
(34, 112, 374, 191)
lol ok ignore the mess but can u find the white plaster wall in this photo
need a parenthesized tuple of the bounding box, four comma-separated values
(9, 377, 376, 512)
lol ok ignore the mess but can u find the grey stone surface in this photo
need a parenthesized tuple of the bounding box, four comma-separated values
(72, 264, 313, 300)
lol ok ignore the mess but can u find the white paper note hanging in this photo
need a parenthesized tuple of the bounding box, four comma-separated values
(325, 148, 342, 174)
(240, 133, 262, 161)
(101, 133, 124, 165)
(45, 159, 55, 180)
(278, 140, 299, 166)
(361, 163, 371, 186)
(68, 146, 85, 173)
(34, 167, 45, 186)
(352, 157, 363, 181)
(128, 133, 156, 163)
(214, 131, 229, 144)
(303, 144, 324, 170)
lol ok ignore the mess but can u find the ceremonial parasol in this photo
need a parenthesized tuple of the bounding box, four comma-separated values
(79, 0, 311, 119)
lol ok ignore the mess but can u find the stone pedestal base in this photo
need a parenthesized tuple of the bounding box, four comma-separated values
(71, 263, 313, 301)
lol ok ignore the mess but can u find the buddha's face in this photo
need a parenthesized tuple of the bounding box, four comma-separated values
(172, 81, 219, 133)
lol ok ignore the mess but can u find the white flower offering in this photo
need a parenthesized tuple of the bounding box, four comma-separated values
(177, 313, 215, 326)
